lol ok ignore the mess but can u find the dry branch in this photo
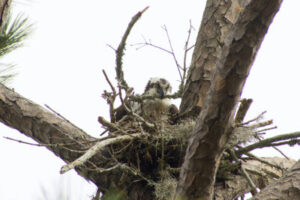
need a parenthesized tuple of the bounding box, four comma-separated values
(60, 133, 140, 174)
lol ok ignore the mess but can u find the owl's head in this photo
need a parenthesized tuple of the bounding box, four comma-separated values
(144, 77, 172, 98)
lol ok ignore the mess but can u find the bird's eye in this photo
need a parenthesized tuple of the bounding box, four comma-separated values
(160, 78, 167, 84)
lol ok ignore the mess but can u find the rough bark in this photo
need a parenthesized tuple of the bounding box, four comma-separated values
(0, 83, 155, 199)
(215, 157, 296, 200)
(0, 0, 11, 30)
(175, 0, 282, 200)
(179, 0, 249, 116)
(253, 161, 300, 200)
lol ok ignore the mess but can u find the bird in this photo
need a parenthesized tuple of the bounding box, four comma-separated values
(114, 77, 178, 124)
(141, 77, 173, 122)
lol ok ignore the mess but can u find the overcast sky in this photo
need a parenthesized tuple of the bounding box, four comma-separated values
(0, 1, 300, 199)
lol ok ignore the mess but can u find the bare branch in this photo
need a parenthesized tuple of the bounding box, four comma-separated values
(235, 98, 253, 124)
(4, 136, 47, 147)
(118, 87, 155, 128)
(60, 133, 141, 174)
(181, 20, 194, 92)
(162, 25, 183, 81)
(98, 116, 127, 135)
(102, 69, 117, 122)
(229, 149, 258, 195)
(240, 111, 267, 126)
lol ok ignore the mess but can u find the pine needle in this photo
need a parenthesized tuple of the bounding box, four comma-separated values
(0, 13, 33, 84)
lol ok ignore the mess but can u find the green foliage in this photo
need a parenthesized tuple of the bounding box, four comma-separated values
(0, 13, 32, 84)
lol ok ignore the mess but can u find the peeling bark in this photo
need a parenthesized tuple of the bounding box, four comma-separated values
(175, 0, 282, 199)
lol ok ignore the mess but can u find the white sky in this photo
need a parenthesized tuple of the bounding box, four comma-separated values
(0, 0, 300, 199)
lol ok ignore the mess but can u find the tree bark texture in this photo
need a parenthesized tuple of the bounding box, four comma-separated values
(0, 0, 11, 30)
(253, 161, 300, 200)
(175, 0, 282, 200)
(0, 84, 156, 200)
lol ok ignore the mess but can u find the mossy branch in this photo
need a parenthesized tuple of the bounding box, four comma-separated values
(236, 131, 300, 156)
(115, 6, 148, 90)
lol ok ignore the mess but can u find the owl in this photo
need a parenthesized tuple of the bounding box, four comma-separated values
(141, 77, 173, 122)
(115, 77, 178, 123)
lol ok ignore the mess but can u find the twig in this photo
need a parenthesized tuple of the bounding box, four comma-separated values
(133, 40, 173, 54)
(100, 129, 109, 136)
(254, 132, 290, 160)
(102, 69, 116, 96)
(236, 131, 300, 156)
(118, 87, 155, 128)
(129, 92, 182, 103)
(244, 152, 283, 171)
(256, 126, 277, 133)
(162, 25, 183, 81)
(4, 136, 88, 153)
(240, 111, 266, 126)
(248, 120, 273, 129)
(60, 133, 140, 174)
(181, 20, 194, 92)
(102, 69, 117, 122)
(115, 6, 149, 90)
(229, 149, 258, 195)
(98, 116, 127, 135)
(4, 136, 49, 147)
(44, 104, 87, 139)
(235, 98, 253, 124)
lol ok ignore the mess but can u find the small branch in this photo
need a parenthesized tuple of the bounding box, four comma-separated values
(129, 92, 182, 103)
(60, 133, 140, 174)
(236, 131, 300, 156)
(239, 111, 266, 126)
(118, 87, 155, 129)
(133, 40, 173, 54)
(244, 152, 283, 171)
(102, 69, 117, 122)
(115, 6, 149, 90)
(235, 98, 253, 124)
(162, 25, 183, 81)
(4, 136, 48, 147)
(248, 120, 273, 129)
(229, 149, 258, 195)
(98, 116, 127, 135)
(181, 20, 194, 92)
(256, 126, 277, 133)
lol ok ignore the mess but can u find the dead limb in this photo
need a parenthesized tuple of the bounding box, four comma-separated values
(235, 99, 253, 124)
(60, 133, 141, 174)
(102, 69, 117, 122)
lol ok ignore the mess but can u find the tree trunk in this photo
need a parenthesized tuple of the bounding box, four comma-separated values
(175, 0, 282, 199)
